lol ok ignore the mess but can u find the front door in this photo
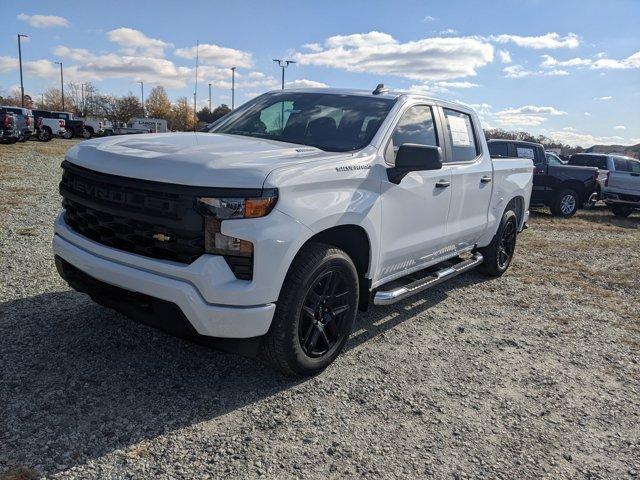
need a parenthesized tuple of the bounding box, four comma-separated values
(378, 104, 453, 282)
(609, 157, 640, 194)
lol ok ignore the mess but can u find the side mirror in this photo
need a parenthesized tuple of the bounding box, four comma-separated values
(387, 144, 442, 184)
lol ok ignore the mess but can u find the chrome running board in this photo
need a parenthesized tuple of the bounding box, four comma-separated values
(373, 253, 484, 306)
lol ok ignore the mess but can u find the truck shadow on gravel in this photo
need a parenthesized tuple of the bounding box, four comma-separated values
(0, 271, 486, 476)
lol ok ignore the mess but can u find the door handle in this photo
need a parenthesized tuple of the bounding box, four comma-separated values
(435, 180, 451, 188)
(480, 176, 492, 183)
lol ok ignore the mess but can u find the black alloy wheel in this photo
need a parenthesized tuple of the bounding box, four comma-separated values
(298, 270, 352, 358)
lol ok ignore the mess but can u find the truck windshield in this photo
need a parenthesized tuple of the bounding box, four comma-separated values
(208, 92, 395, 152)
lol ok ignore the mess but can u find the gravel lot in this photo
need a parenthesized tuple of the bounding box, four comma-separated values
(1, 139, 639, 479)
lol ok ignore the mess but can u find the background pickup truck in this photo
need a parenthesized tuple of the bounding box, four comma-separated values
(32, 109, 67, 141)
(0, 111, 19, 143)
(53, 87, 533, 376)
(0, 106, 35, 142)
(488, 139, 597, 217)
(596, 155, 640, 217)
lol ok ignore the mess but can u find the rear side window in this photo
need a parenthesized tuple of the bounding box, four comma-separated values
(488, 142, 509, 157)
(569, 154, 608, 170)
(385, 105, 438, 163)
(443, 108, 478, 162)
(515, 146, 535, 160)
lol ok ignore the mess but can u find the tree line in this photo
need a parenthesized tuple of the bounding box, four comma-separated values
(0, 84, 230, 132)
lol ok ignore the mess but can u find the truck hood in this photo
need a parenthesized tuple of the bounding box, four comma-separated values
(65, 132, 343, 188)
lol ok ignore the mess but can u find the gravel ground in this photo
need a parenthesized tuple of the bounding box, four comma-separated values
(1, 139, 639, 480)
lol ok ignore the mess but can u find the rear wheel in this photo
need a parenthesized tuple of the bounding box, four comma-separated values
(262, 243, 359, 377)
(478, 210, 518, 277)
(63, 130, 74, 139)
(611, 205, 633, 218)
(37, 127, 52, 142)
(83, 128, 92, 139)
(550, 189, 579, 217)
(18, 133, 29, 142)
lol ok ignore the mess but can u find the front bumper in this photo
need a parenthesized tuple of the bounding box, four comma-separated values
(53, 216, 277, 339)
(603, 191, 640, 206)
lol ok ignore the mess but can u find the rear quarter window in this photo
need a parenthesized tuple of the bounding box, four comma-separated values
(488, 142, 509, 157)
(442, 108, 479, 162)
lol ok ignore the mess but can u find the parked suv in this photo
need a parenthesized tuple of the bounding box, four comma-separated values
(488, 139, 598, 217)
(600, 156, 640, 217)
(0, 106, 35, 142)
(53, 88, 533, 376)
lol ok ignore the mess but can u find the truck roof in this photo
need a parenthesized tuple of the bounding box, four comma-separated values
(266, 87, 477, 115)
(487, 138, 544, 148)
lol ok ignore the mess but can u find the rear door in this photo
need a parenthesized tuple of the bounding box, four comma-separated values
(439, 107, 492, 248)
(608, 157, 640, 194)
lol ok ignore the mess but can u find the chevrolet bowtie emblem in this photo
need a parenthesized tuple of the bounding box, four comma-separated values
(152, 233, 172, 242)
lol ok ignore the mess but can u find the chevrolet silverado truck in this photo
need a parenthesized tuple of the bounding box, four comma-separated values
(488, 139, 597, 217)
(32, 109, 67, 141)
(0, 110, 19, 143)
(0, 106, 35, 142)
(53, 88, 533, 376)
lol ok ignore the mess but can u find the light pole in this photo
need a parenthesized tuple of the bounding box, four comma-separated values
(230, 67, 236, 109)
(208, 83, 212, 112)
(54, 61, 64, 110)
(138, 81, 144, 116)
(273, 59, 296, 89)
(81, 83, 85, 116)
(18, 34, 28, 107)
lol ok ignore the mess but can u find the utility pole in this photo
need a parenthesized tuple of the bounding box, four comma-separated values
(81, 83, 85, 116)
(230, 67, 236, 109)
(194, 40, 199, 130)
(138, 81, 144, 116)
(18, 34, 28, 107)
(273, 59, 296, 89)
(54, 61, 64, 110)
(208, 83, 212, 112)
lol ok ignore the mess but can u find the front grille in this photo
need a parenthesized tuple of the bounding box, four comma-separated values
(62, 197, 204, 263)
(59, 161, 260, 276)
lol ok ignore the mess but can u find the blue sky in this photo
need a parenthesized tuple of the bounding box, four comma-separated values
(1, 0, 638, 146)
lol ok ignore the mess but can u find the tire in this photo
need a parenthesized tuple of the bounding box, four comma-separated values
(477, 210, 518, 277)
(83, 128, 92, 139)
(37, 127, 52, 142)
(63, 130, 74, 139)
(262, 243, 359, 377)
(611, 205, 633, 218)
(18, 134, 28, 142)
(104, 129, 114, 136)
(550, 189, 579, 218)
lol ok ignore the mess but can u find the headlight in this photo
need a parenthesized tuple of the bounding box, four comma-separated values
(197, 191, 278, 265)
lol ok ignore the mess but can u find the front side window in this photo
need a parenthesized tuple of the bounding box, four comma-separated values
(546, 153, 563, 165)
(385, 105, 437, 163)
(443, 109, 478, 162)
(209, 92, 394, 152)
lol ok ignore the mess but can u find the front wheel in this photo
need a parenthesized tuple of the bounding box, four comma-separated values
(611, 205, 633, 218)
(37, 128, 52, 142)
(477, 210, 518, 277)
(550, 189, 579, 217)
(262, 243, 359, 377)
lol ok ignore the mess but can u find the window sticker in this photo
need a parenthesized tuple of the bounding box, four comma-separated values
(448, 115, 471, 147)
(516, 147, 535, 159)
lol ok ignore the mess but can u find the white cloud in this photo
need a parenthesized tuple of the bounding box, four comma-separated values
(293, 31, 494, 82)
(17, 13, 70, 28)
(549, 130, 625, 147)
(493, 104, 566, 127)
(423, 16, 437, 22)
(503, 64, 569, 78)
(286, 79, 328, 88)
(595, 96, 613, 101)
(614, 125, 626, 130)
(53, 45, 93, 62)
(584, 112, 591, 116)
(174, 43, 253, 68)
(491, 32, 580, 49)
(498, 50, 512, 63)
(540, 54, 592, 68)
(107, 28, 171, 57)
(439, 29, 457, 35)
(0, 56, 19, 72)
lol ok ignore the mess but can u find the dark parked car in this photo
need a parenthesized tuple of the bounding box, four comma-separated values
(488, 139, 598, 217)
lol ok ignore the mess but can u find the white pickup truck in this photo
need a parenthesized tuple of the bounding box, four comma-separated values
(53, 87, 533, 376)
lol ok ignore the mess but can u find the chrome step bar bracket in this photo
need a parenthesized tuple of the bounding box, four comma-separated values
(373, 253, 484, 306)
